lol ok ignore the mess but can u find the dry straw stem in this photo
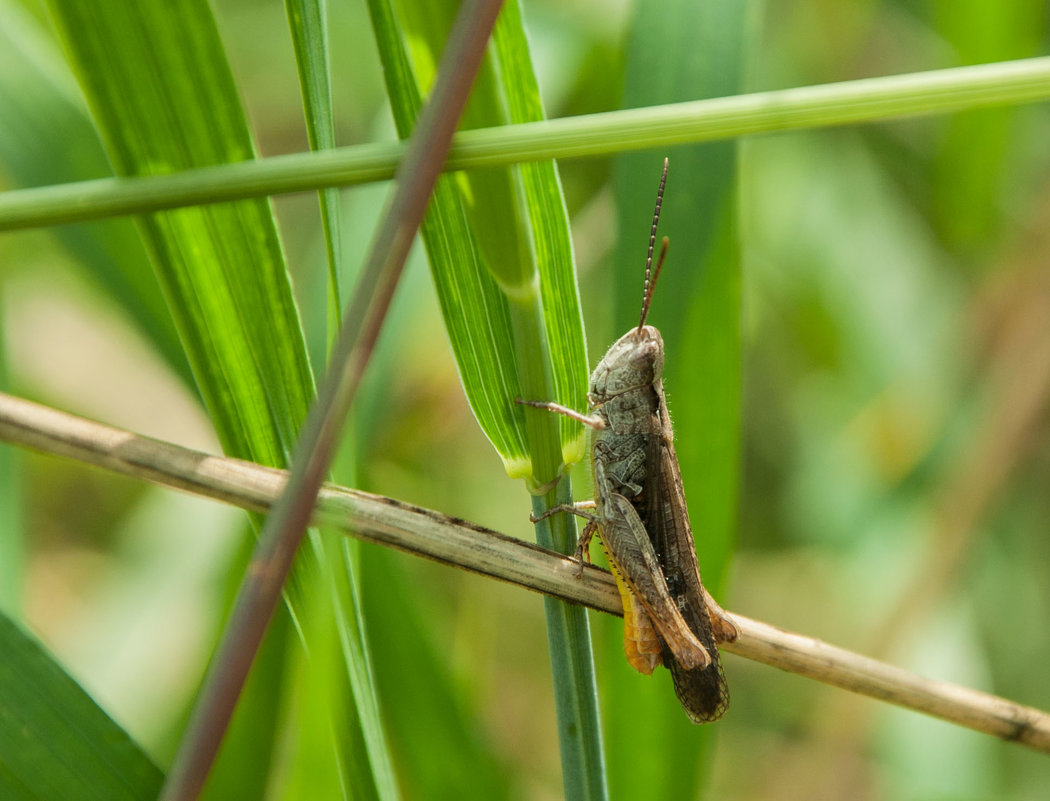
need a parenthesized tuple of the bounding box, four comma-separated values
(2, 389, 1049, 753)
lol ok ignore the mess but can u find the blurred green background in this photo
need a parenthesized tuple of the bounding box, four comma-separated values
(2, 0, 1049, 799)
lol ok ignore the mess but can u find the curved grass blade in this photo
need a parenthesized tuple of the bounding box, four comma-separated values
(367, 0, 588, 477)
(366, 1, 603, 797)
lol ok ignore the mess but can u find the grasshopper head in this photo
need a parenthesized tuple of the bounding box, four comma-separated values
(589, 324, 664, 402)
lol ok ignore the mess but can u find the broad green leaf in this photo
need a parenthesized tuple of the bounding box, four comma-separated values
(43, 0, 314, 467)
(0, 612, 163, 801)
(606, 1, 749, 799)
(42, 0, 393, 797)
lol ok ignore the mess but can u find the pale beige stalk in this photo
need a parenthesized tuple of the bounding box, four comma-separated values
(2, 390, 1049, 753)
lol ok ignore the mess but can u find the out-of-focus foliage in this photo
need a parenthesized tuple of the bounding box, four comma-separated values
(0, 612, 164, 800)
(1, 0, 1049, 799)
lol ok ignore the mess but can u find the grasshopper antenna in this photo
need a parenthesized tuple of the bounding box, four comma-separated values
(639, 157, 669, 331)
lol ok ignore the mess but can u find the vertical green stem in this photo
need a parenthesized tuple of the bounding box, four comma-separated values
(508, 288, 608, 801)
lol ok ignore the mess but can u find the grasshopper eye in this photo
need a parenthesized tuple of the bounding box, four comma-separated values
(628, 335, 662, 378)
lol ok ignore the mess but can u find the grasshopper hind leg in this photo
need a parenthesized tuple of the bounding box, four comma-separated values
(609, 567, 664, 675)
(702, 588, 740, 643)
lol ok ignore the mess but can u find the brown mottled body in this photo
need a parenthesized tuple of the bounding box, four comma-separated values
(586, 323, 737, 722)
(519, 159, 737, 723)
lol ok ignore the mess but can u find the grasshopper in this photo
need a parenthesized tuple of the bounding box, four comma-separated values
(518, 158, 738, 723)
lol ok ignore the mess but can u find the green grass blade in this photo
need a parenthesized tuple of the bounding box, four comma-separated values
(284, 0, 344, 329)
(43, 0, 314, 467)
(284, 8, 398, 797)
(366, 1, 604, 796)
(367, 0, 529, 469)
(278, 17, 381, 792)
(42, 0, 392, 796)
(487, 12, 604, 797)
(367, 0, 588, 475)
(39, 3, 302, 791)
(0, 612, 164, 800)
(492, 4, 590, 468)
(605, 2, 749, 798)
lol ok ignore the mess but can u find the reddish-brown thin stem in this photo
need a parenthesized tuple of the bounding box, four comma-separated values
(157, 2, 505, 798)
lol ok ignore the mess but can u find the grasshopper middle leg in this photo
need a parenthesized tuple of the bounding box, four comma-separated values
(530, 500, 602, 577)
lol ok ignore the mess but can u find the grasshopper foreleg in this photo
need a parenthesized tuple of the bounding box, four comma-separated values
(515, 398, 610, 577)
(514, 398, 606, 430)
